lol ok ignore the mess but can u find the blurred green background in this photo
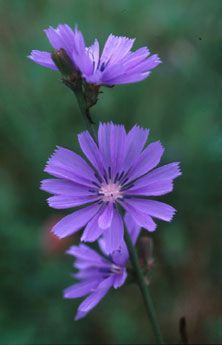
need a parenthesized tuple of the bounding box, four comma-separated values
(0, 0, 222, 344)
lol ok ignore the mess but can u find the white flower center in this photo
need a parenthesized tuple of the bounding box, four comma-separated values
(99, 182, 122, 203)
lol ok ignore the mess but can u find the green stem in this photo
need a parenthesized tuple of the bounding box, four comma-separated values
(74, 88, 97, 142)
(124, 228, 164, 344)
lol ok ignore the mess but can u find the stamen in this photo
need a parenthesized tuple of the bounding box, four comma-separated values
(103, 174, 108, 184)
(118, 170, 125, 182)
(88, 188, 98, 194)
(111, 264, 122, 274)
(100, 61, 108, 72)
(99, 267, 111, 274)
(108, 166, 111, 179)
(114, 172, 119, 183)
(121, 183, 134, 191)
(94, 172, 103, 183)
(91, 181, 100, 188)
(121, 177, 129, 185)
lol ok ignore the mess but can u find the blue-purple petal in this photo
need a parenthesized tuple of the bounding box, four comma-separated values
(81, 207, 106, 242)
(103, 208, 124, 254)
(64, 279, 100, 299)
(67, 244, 108, 267)
(52, 203, 101, 238)
(124, 213, 141, 244)
(28, 50, 57, 70)
(100, 34, 135, 66)
(44, 146, 97, 186)
(98, 202, 114, 229)
(123, 125, 149, 172)
(78, 130, 104, 175)
(126, 180, 174, 197)
(40, 178, 93, 196)
(47, 194, 99, 209)
(113, 270, 127, 289)
(121, 200, 157, 232)
(128, 141, 164, 181)
(123, 198, 176, 222)
(75, 276, 114, 320)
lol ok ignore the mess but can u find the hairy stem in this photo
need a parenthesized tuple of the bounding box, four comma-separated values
(124, 228, 164, 344)
(74, 88, 97, 141)
(62, 78, 97, 141)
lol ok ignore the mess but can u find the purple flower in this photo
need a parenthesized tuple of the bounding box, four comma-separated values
(41, 122, 181, 254)
(28, 24, 161, 85)
(64, 214, 139, 320)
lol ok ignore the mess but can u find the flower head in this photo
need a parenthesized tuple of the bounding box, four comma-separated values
(41, 122, 181, 254)
(64, 214, 139, 320)
(28, 24, 161, 86)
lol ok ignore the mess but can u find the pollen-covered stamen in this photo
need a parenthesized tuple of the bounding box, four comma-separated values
(99, 182, 123, 202)
(99, 264, 123, 276)
(111, 264, 123, 274)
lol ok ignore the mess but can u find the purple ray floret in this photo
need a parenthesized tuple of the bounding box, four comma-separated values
(41, 122, 181, 254)
(64, 214, 139, 320)
(28, 24, 161, 85)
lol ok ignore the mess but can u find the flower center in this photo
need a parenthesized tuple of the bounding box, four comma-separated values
(99, 182, 122, 203)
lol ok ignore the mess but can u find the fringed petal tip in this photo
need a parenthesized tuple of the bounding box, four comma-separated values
(131, 123, 150, 132)
(168, 207, 177, 222)
(175, 162, 182, 177)
(107, 33, 135, 43)
(44, 146, 61, 171)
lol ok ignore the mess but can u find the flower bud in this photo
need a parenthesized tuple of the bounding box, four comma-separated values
(138, 236, 155, 271)
(51, 48, 77, 78)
